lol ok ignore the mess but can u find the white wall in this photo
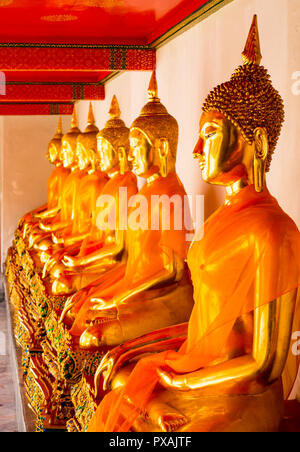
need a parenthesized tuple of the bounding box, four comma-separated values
(0, 115, 71, 267)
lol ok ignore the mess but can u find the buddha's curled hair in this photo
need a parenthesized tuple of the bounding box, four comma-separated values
(202, 63, 284, 172)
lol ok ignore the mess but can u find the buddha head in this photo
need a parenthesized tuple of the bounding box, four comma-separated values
(46, 117, 63, 165)
(129, 70, 178, 179)
(76, 103, 99, 172)
(97, 95, 130, 174)
(194, 15, 284, 192)
(61, 106, 81, 169)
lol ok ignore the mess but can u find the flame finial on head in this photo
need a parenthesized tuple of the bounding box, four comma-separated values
(87, 102, 95, 126)
(148, 69, 159, 100)
(242, 14, 262, 65)
(56, 116, 62, 135)
(109, 95, 121, 119)
(98, 94, 129, 153)
(71, 105, 78, 129)
(202, 14, 284, 173)
(52, 116, 63, 140)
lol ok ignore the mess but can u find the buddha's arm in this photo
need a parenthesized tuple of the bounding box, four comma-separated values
(95, 323, 188, 393)
(62, 229, 125, 268)
(19, 204, 48, 233)
(28, 232, 52, 248)
(39, 219, 71, 232)
(24, 203, 48, 219)
(33, 206, 61, 220)
(158, 289, 298, 392)
(59, 265, 127, 323)
(54, 232, 90, 247)
(91, 249, 184, 311)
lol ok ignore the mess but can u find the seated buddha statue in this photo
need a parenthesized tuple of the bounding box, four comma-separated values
(49, 103, 108, 248)
(48, 95, 138, 296)
(19, 117, 70, 238)
(27, 107, 84, 256)
(87, 16, 300, 433)
(43, 103, 110, 294)
(60, 70, 195, 353)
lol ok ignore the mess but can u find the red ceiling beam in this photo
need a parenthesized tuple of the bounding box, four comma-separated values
(0, 82, 105, 102)
(0, 103, 74, 115)
(0, 44, 156, 71)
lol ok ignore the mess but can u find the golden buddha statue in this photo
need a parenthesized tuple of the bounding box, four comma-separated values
(19, 117, 69, 238)
(88, 16, 300, 433)
(38, 103, 109, 290)
(48, 95, 137, 296)
(27, 107, 84, 255)
(60, 71, 194, 354)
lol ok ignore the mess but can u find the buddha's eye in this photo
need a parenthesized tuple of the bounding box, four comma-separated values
(205, 131, 217, 139)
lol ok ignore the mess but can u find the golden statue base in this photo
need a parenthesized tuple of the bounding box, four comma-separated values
(67, 373, 98, 432)
(5, 234, 76, 431)
(130, 379, 284, 432)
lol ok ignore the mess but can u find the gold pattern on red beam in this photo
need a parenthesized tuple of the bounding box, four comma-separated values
(0, 103, 74, 115)
(41, 15, 78, 22)
(0, 44, 155, 71)
(1, 82, 105, 101)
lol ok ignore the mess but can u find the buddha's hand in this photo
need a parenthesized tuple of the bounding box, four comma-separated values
(157, 367, 189, 391)
(18, 215, 29, 230)
(62, 255, 82, 268)
(42, 256, 57, 277)
(59, 293, 79, 323)
(88, 297, 118, 320)
(22, 221, 33, 238)
(94, 348, 121, 392)
(50, 262, 66, 280)
(39, 222, 52, 232)
(28, 232, 42, 249)
(17, 218, 25, 229)
(52, 232, 64, 245)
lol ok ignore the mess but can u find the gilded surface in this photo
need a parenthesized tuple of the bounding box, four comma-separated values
(5, 16, 299, 433)
(87, 16, 299, 433)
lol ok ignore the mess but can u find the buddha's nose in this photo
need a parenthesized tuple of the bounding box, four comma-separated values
(193, 136, 204, 157)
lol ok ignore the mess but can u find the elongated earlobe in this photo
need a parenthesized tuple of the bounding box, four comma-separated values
(158, 138, 169, 178)
(253, 128, 268, 192)
(118, 147, 126, 175)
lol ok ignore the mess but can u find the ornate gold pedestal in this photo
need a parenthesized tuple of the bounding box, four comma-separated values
(6, 231, 111, 431)
(5, 233, 76, 431)
(67, 373, 98, 432)
(44, 310, 106, 431)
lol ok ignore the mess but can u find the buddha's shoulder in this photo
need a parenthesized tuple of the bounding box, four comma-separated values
(245, 203, 299, 244)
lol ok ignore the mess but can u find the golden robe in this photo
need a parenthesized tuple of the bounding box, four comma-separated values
(88, 184, 300, 432)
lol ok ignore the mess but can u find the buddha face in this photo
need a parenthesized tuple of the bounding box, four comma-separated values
(76, 140, 90, 171)
(61, 137, 76, 168)
(129, 129, 154, 178)
(193, 110, 250, 185)
(47, 142, 60, 164)
(97, 136, 118, 172)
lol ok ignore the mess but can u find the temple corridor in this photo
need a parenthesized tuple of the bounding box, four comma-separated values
(0, 0, 300, 434)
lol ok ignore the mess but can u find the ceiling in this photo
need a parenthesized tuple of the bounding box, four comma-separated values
(0, 0, 220, 114)
(0, 0, 212, 45)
